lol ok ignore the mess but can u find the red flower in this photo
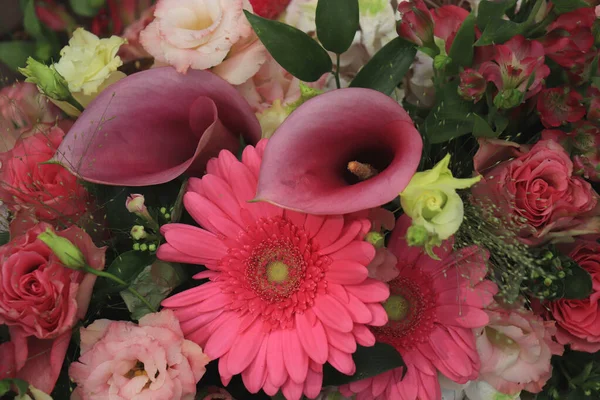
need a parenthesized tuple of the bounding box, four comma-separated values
(249, 0, 291, 19)
(397, 0, 435, 46)
(541, 8, 596, 70)
(458, 68, 486, 102)
(479, 36, 549, 109)
(537, 87, 586, 128)
(431, 5, 469, 52)
(34, 0, 74, 31)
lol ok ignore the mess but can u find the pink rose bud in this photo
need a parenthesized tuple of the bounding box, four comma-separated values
(396, 0, 435, 47)
(458, 68, 486, 103)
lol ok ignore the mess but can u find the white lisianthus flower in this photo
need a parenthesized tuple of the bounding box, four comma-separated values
(465, 381, 522, 400)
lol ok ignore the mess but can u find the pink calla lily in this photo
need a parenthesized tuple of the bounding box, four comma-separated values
(255, 88, 423, 214)
(53, 67, 261, 186)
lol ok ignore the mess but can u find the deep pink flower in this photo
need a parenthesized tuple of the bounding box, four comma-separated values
(34, 0, 74, 31)
(472, 139, 600, 245)
(458, 68, 486, 103)
(69, 310, 210, 400)
(249, 0, 291, 19)
(159, 140, 390, 400)
(0, 127, 89, 224)
(339, 215, 498, 400)
(545, 238, 600, 352)
(255, 88, 422, 215)
(396, 0, 434, 46)
(431, 5, 469, 52)
(479, 36, 549, 109)
(537, 87, 586, 128)
(476, 304, 563, 395)
(0, 223, 106, 393)
(54, 67, 261, 186)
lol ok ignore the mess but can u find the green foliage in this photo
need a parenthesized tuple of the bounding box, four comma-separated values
(69, 0, 106, 17)
(533, 350, 600, 399)
(447, 13, 476, 74)
(349, 37, 416, 95)
(316, 0, 360, 54)
(425, 81, 475, 143)
(244, 11, 332, 82)
(563, 263, 594, 300)
(0, 232, 9, 247)
(475, 0, 543, 46)
(0, 41, 37, 70)
(551, 0, 589, 15)
(0, 378, 29, 397)
(93, 250, 156, 298)
(22, 0, 61, 63)
(323, 342, 405, 385)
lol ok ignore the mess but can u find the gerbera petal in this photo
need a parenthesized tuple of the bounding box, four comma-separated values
(313, 215, 345, 248)
(204, 313, 242, 359)
(327, 346, 356, 375)
(304, 215, 325, 238)
(366, 303, 388, 326)
(428, 328, 473, 381)
(163, 224, 227, 261)
(227, 321, 266, 375)
(346, 279, 390, 303)
(319, 221, 363, 255)
(324, 325, 357, 353)
(312, 295, 354, 333)
(202, 174, 243, 225)
(242, 144, 262, 177)
(184, 192, 237, 235)
(326, 260, 369, 285)
(282, 379, 304, 400)
(371, 371, 393, 397)
(345, 293, 373, 324)
(329, 241, 376, 265)
(266, 330, 287, 387)
(284, 210, 306, 227)
(241, 337, 269, 393)
(295, 313, 329, 364)
(282, 329, 309, 384)
(262, 380, 279, 396)
(162, 282, 221, 308)
(156, 243, 207, 266)
(436, 305, 490, 328)
(219, 352, 233, 386)
(353, 325, 376, 347)
(304, 368, 323, 398)
(327, 283, 349, 304)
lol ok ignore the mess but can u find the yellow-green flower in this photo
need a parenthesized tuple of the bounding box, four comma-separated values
(19, 57, 71, 101)
(401, 154, 481, 241)
(38, 228, 86, 270)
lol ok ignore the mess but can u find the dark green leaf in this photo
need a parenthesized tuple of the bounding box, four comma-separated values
(245, 11, 332, 82)
(0, 380, 10, 396)
(23, 0, 44, 39)
(316, 0, 359, 54)
(563, 264, 593, 300)
(475, 0, 542, 46)
(592, 77, 600, 90)
(98, 250, 156, 292)
(323, 342, 405, 385)
(0, 232, 9, 246)
(12, 379, 29, 396)
(476, 0, 516, 31)
(425, 81, 475, 143)
(70, 0, 106, 17)
(447, 13, 476, 73)
(350, 37, 416, 95)
(0, 41, 37, 70)
(472, 114, 496, 137)
(551, 0, 589, 14)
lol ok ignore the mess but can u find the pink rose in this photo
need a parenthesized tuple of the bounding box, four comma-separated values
(472, 138, 600, 245)
(0, 222, 106, 393)
(140, 0, 267, 84)
(69, 310, 210, 400)
(0, 127, 90, 224)
(548, 238, 600, 352)
(476, 304, 564, 395)
(0, 82, 62, 152)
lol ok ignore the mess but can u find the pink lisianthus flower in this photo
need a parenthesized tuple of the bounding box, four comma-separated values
(158, 139, 391, 400)
(69, 310, 210, 400)
(0, 127, 90, 225)
(0, 82, 62, 152)
(340, 215, 498, 400)
(0, 222, 106, 393)
(476, 303, 564, 395)
(472, 138, 600, 245)
(478, 35, 549, 109)
(140, 0, 268, 84)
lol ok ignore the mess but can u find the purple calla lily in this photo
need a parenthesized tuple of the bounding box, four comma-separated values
(53, 67, 261, 186)
(255, 88, 423, 215)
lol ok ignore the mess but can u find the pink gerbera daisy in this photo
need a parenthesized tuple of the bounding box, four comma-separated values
(159, 140, 390, 400)
(340, 215, 498, 400)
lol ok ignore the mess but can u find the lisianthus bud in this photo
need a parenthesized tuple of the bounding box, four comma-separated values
(433, 54, 451, 70)
(458, 68, 486, 102)
(365, 231, 385, 248)
(401, 154, 481, 241)
(38, 227, 86, 270)
(130, 225, 148, 240)
(493, 89, 524, 109)
(406, 224, 428, 246)
(126, 194, 147, 214)
(19, 57, 71, 101)
(396, 0, 434, 47)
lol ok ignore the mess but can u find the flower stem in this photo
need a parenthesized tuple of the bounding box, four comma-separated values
(83, 266, 157, 313)
(334, 54, 341, 89)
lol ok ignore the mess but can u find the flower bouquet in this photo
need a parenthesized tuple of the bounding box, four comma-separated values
(1, 0, 600, 399)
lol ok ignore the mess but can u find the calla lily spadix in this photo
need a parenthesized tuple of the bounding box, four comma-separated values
(255, 88, 423, 215)
(53, 67, 261, 186)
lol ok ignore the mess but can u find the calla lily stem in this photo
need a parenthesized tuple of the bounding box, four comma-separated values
(334, 54, 342, 89)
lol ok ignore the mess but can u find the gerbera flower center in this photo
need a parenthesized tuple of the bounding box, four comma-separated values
(267, 261, 290, 283)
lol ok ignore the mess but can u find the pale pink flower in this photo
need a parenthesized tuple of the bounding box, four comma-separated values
(340, 215, 498, 400)
(159, 140, 390, 400)
(139, 0, 268, 84)
(69, 310, 210, 400)
(476, 304, 564, 395)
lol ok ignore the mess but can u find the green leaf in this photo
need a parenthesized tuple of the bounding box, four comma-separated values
(592, 77, 600, 90)
(350, 37, 416, 95)
(69, 0, 106, 17)
(563, 263, 593, 300)
(425, 81, 475, 143)
(323, 342, 405, 385)
(472, 114, 496, 138)
(12, 379, 29, 396)
(97, 251, 156, 293)
(316, 0, 360, 54)
(244, 11, 332, 82)
(0, 41, 37, 70)
(0, 380, 10, 397)
(476, 0, 516, 31)
(0, 232, 9, 247)
(447, 13, 476, 73)
(120, 261, 184, 320)
(475, 0, 542, 46)
(23, 0, 44, 39)
(551, 0, 589, 14)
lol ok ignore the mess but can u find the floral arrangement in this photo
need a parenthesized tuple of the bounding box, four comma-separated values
(1, 0, 600, 399)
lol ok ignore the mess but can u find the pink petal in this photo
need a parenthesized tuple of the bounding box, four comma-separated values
(313, 215, 345, 248)
(282, 378, 304, 400)
(226, 321, 265, 375)
(352, 325, 376, 347)
(295, 313, 329, 364)
(241, 337, 269, 393)
(436, 305, 490, 328)
(327, 346, 356, 375)
(312, 294, 354, 333)
(304, 368, 323, 398)
(255, 88, 422, 214)
(366, 303, 388, 326)
(329, 241, 376, 266)
(282, 329, 309, 384)
(54, 67, 260, 185)
(266, 330, 287, 387)
(184, 192, 241, 235)
(326, 260, 368, 285)
(345, 293, 373, 324)
(17, 333, 71, 394)
(324, 325, 357, 353)
(204, 314, 242, 359)
(345, 279, 390, 303)
(162, 282, 221, 308)
(162, 224, 228, 261)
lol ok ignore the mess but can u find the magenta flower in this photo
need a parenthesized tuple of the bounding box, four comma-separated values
(254, 88, 423, 215)
(54, 67, 261, 186)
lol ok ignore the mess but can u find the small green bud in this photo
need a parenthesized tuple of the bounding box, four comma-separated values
(285, 83, 323, 114)
(433, 54, 452, 70)
(164, 213, 171, 220)
(133, 243, 140, 251)
(493, 89, 524, 109)
(130, 225, 148, 240)
(160, 207, 167, 214)
(544, 277, 553, 287)
(140, 243, 148, 251)
(365, 231, 385, 248)
(38, 228, 86, 270)
(19, 57, 71, 101)
(406, 225, 429, 247)
(558, 271, 566, 279)
(149, 243, 157, 252)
